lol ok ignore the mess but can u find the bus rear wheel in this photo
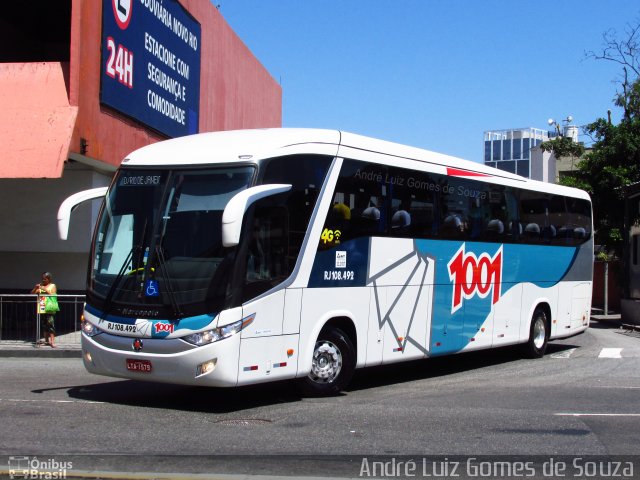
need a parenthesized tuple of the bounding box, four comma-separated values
(522, 308, 549, 358)
(299, 326, 355, 396)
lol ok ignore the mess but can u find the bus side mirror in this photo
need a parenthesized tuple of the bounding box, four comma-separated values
(57, 187, 108, 240)
(222, 184, 292, 247)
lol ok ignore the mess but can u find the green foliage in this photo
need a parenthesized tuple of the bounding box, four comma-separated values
(616, 74, 640, 119)
(539, 136, 585, 159)
(557, 78, 640, 255)
(569, 19, 640, 256)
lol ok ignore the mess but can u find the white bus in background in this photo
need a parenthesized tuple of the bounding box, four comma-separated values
(58, 129, 593, 395)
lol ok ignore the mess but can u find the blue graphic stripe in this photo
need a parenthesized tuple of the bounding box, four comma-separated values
(418, 240, 578, 354)
(309, 237, 583, 355)
(85, 303, 217, 333)
(310, 238, 581, 289)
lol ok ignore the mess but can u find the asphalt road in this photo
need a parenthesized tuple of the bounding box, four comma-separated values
(1, 321, 639, 478)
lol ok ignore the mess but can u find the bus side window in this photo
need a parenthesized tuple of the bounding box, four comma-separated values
(356, 200, 381, 236)
(440, 178, 471, 240)
(483, 189, 508, 242)
(564, 197, 592, 244)
(320, 160, 387, 247)
(520, 192, 548, 244)
(261, 153, 332, 256)
(503, 188, 521, 242)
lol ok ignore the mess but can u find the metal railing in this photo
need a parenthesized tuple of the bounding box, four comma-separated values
(0, 294, 85, 344)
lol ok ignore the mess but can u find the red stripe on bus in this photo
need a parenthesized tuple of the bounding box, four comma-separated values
(446, 167, 490, 177)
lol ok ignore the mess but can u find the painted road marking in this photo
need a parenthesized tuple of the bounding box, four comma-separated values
(590, 385, 640, 389)
(0, 398, 104, 404)
(556, 413, 640, 417)
(598, 348, 623, 358)
(550, 348, 577, 358)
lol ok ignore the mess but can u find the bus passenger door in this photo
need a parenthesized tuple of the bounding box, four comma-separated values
(237, 205, 296, 384)
(237, 290, 289, 384)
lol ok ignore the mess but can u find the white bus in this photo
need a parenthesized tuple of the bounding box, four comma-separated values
(59, 129, 593, 395)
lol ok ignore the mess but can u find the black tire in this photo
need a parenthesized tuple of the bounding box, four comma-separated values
(298, 326, 356, 397)
(522, 308, 549, 358)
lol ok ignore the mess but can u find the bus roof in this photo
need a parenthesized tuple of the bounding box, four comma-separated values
(122, 128, 590, 201)
(123, 128, 341, 166)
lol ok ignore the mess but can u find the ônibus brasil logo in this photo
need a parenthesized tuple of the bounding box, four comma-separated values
(447, 243, 503, 314)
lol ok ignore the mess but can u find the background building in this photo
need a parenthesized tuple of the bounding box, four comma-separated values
(0, 0, 282, 292)
(484, 122, 583, 182)
(483, 127, 548, 178)
(622, 182, 640, 325)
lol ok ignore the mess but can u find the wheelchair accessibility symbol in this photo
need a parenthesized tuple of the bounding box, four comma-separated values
(145, 279, 159, 297)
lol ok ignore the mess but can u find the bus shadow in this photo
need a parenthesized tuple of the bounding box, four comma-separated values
(347, 346, 527, 392)
(66, 379, 302, 414)
(64, 346, 548, 412)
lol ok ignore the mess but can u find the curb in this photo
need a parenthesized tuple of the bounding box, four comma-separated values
(591, 314, 622, 326)
(0, 345, 82, 358)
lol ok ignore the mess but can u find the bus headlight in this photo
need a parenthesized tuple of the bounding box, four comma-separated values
(82, 321, 103, 337)
(182, 314, 254, 347)
(182, 320, 241, 346)
(183, 329, 222, 346)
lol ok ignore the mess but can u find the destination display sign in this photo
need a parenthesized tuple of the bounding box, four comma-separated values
(100, 0, 201, 138)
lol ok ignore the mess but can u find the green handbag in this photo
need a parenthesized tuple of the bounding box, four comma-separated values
(44, 295, 60, 314)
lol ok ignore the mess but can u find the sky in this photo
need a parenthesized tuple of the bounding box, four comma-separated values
(218, 1, 640, 163)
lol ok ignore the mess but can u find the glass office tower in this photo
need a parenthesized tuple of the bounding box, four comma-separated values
(483, 128, 548, 178)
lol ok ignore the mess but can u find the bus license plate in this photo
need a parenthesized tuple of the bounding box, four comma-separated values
(126, 359, 152, 373)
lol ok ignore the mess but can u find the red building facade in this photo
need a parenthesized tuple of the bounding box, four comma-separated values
(0, 0, 281, 290)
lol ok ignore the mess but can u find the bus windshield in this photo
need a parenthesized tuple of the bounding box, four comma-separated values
(89, 166, 255, 318)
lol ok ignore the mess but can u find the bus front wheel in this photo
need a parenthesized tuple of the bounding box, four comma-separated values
(299, 326, 355, 396)
(522, 308, 549, 358)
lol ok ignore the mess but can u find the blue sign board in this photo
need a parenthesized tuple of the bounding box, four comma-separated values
(101, 0, 201, 138)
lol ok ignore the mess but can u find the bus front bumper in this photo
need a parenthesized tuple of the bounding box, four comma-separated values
(81, 331, 241, 387)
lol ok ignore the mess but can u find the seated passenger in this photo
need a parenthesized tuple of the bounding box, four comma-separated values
(443, 214, 465, 237)
(392, 209, 411, 229)
(323, 202, 351, 246)
(486, 219, 504, 236)
(524, 223, 540, 238)
(352, 203, 380, 236)
(508, 221, 523, 236)
(332, 202, 351, 222)
(362, 205, 380, 220)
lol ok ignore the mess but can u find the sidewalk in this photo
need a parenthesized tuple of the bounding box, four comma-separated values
(591, 312, 640, 333)
(590, 312, 623, 326)
(0, 331, 82, 358)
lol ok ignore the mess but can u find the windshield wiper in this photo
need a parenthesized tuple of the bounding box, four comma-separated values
(155, 245, 184, 318)
(101, 246, 140, 319)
